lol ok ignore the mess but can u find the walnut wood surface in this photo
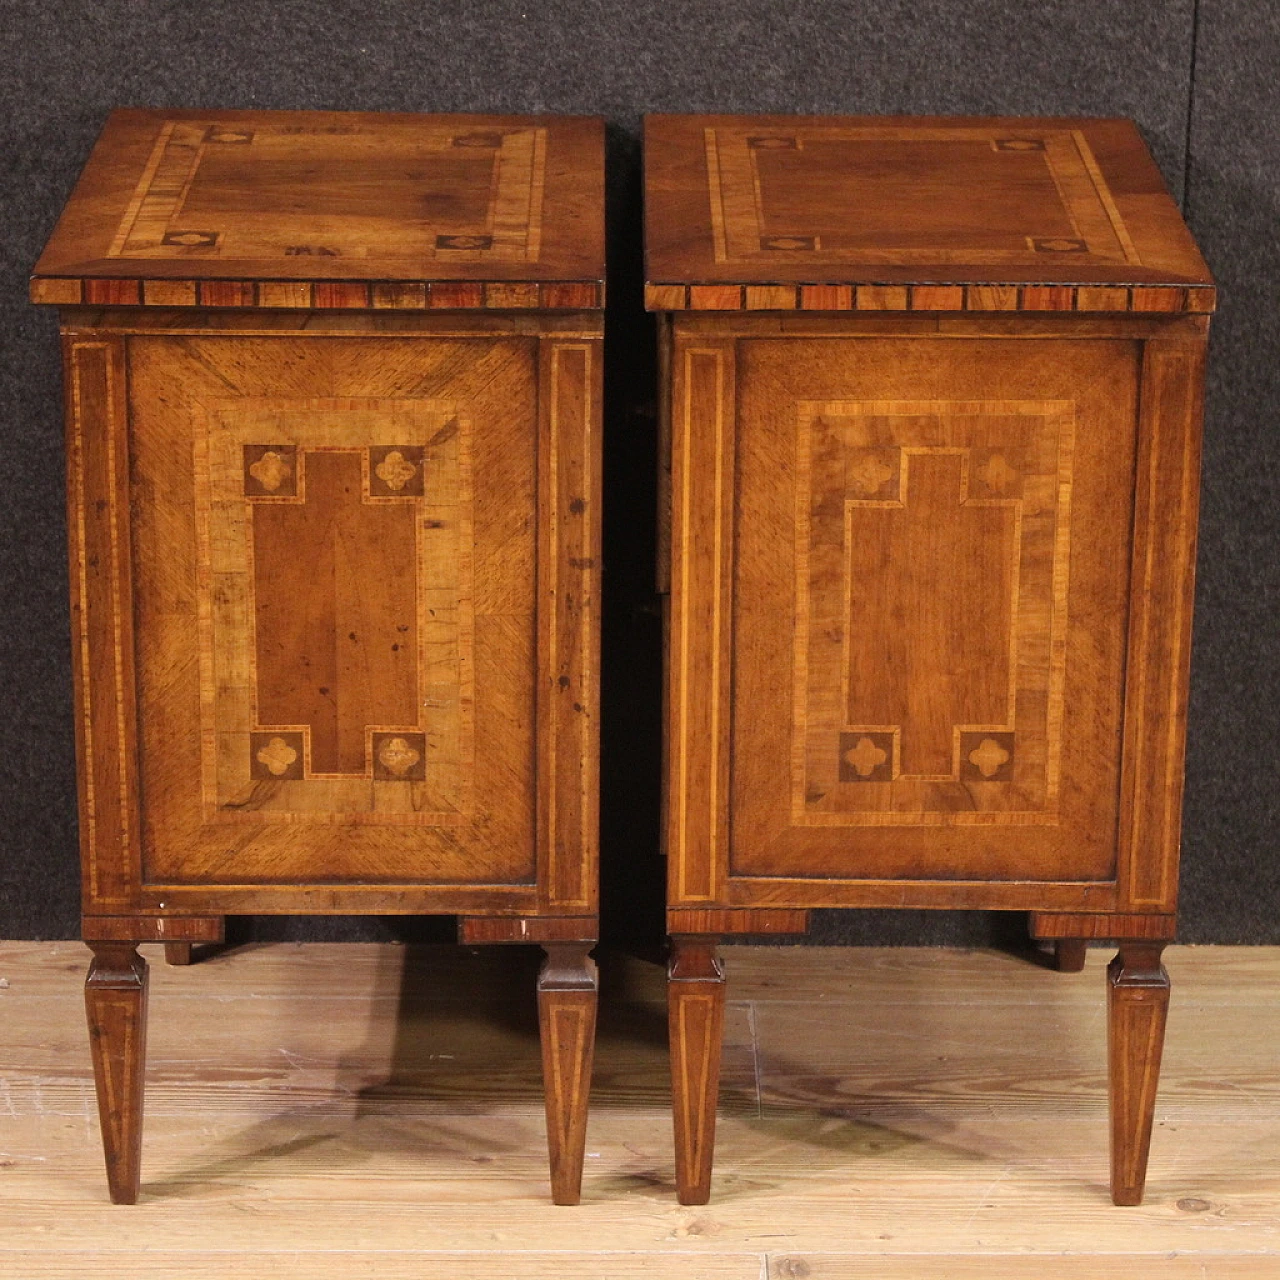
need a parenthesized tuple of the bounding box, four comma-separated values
(668, 937, 726, 1205)
(82, 916, 225, 944)
(656, 116, 1210, 1206)
(459, 917, 597, 945)
(84, 943, 149, 1204)
(537, 944, 598, 1204)
(1030, 913, 1178, 941)
(39, 115, 602, 1204)
(61, 317, 601, 917)
(1107, 943, 1170, 1205)
(666, 909, 808, 935)
(662, 310, 1205, 917)
(32, 110, 604, 301)
(644, 115, 1213, 309)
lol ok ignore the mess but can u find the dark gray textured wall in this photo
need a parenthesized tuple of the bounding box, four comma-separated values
(0, 1, 1272, 946)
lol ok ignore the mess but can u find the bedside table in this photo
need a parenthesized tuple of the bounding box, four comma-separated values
(645, 114, 1213, 1205)
(31, 108, 604, 1205)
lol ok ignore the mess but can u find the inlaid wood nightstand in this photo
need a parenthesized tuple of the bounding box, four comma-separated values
(646, 114, 1213, 1205)
(31, 108, 604, 1205)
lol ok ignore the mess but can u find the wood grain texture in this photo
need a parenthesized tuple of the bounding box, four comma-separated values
(64, 337, 141, 912)
(666, 909, 809, 935)
(655, 122, 1210, 1206)
(1108, 942, 1170, 1205)
(459, 916, 597, 945)
(537, 943, 598, 1205)
(537, 340, 603, 912)
(82, 916, 225, 944)
(124, 332, 541, 892)
(7, 941, 1280, 1272)
(31, 109, 605, 303)
(668, 937, 726, 1206)
(647, 282, 1213, 314)
(41, 116, 603, 1207)
(1117, 341, 1206, 913)
(1031, 913, 1177, 941)
(84, 942, 149, 1204)
(665, 341, 736, 904)
(645, 115, 1214, 304)
(35, 279, 605, 310)
(63, 316, 604, 921)
(728, 337, 1136, 887)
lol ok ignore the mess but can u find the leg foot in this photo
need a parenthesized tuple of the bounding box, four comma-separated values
(1108, 941, 1169, 1205)
(164, 942, 194, 966)
(537, 943, 597, 1205)
(85, 942, 149, 1204)
(1055, 939, 1087, 972)
(668, 935, 725, 1205)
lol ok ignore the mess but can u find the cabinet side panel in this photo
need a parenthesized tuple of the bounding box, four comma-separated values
(1118, 338, 1207, 911)
(127, 334, 539, 889)
(666, 336, 736, 904)
(64, 334, 142, 912)
(729, 336, 1138, 891)
(537, 337, 602, 911)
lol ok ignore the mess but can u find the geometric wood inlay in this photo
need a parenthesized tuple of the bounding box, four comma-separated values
(108, 120, 548, 265)
(705, 124, 1139, 268)
(123, 332, 545, 889)
(846, 449, 1018, 777)
(195, 394, 475, 826)
(250, 448, 419, 776)
(795, 399, 1074, 826)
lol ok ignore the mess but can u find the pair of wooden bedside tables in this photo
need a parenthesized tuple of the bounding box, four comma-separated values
(31, 109, 1213, 1208)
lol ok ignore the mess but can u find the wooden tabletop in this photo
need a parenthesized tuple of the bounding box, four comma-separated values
(644, 114, 1214, 313)
(31, 109, 604, 311)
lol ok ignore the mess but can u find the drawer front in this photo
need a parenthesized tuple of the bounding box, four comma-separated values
(127, 334, 538, 888)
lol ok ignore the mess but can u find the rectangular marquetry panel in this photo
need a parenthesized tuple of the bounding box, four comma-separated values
(728, 337, 1139, 887)
(127, 336, 538, 886)
(202, 410, 470, 823)
(704, 124, 1138, 269)
(799, 398, 1072, 822)
(108, 118, 547, 265)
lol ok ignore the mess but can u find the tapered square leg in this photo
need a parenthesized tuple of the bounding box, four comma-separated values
(668, 935, 725, 1205)
(1055, 939, 1087, 972)
(164, 942, 193, 966)
(1108, 941, 1169, 1205)
(85, 942, 149, 1204)
(537, 943, 598, 1205)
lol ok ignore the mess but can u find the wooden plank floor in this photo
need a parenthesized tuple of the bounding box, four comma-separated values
(2, 941, 1279, 1278)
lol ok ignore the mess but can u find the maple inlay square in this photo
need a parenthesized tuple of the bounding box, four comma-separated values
(250, 731, 304, 780)
(838, 732, 894, 783)
(961, 731, 1016, 782)
(243, 443, 298, 496)
(373, 732, 427, 782)
(369, 444, 426, 497)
